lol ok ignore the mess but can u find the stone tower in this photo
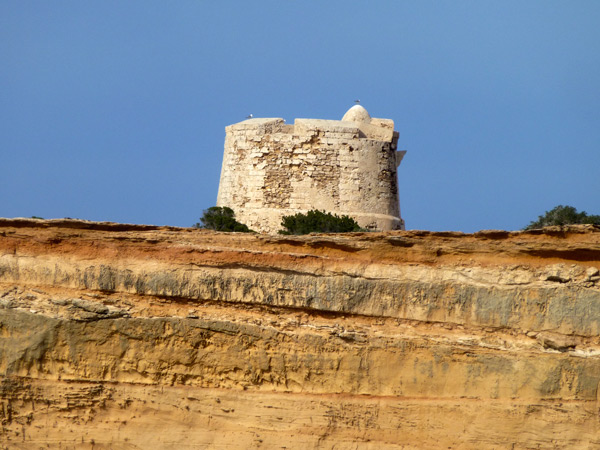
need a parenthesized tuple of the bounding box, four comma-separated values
(216, 105, 406, 233)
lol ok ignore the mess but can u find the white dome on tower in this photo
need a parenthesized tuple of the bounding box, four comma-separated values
(342, 105, 371, 123)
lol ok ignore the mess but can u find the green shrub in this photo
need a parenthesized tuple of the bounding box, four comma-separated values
(524, 205, 600, 230)
(279, 210, 363, 235)
(194, 206, 252, 232)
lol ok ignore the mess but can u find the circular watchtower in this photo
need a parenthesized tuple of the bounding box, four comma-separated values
(216, 106, 406, 233)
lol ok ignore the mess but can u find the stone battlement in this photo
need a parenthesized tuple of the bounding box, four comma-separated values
(217, 105, 406, 233)
(227, 116, 397, 142)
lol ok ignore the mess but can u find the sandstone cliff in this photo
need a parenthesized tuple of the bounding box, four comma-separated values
(0, 218, 599, 449)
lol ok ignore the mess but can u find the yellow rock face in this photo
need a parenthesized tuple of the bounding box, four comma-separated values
(0, 219, 599, 448)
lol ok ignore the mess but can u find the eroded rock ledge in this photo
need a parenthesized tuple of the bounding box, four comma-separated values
(0, 218, 599, 449)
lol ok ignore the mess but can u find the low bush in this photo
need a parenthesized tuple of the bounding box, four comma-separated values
(524, 205, 600, 230)
(279, 210, 362, 235)
(194, 206, 252, 232)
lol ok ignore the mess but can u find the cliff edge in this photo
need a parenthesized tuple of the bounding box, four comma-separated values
(0, 219, 599, 448)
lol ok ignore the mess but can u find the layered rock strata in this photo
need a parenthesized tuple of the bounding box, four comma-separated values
(0, 218, 599, 448)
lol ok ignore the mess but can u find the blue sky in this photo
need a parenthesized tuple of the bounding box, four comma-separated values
(2, 1, 599, 232)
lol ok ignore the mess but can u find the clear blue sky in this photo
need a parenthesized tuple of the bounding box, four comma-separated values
(2, 2, 599, 232)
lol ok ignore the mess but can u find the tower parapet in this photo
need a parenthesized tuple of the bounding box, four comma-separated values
(216, 105, 406, 233)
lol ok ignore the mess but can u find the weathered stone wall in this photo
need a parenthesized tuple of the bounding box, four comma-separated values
(216, 107, 405, 233)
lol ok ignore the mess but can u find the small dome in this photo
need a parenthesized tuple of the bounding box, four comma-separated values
(342, 105, 371, 123)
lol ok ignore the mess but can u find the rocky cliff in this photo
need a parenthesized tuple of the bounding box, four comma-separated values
(0, 218, 599, 449)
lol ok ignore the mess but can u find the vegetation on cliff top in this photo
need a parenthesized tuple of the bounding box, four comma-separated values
(279, 210, 363, 235)
(524, 205, 600, 230)
(196, 204, 600, 234)
(194, 207, 252, 232)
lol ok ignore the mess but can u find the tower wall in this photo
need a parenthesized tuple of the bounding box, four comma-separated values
(216, 111, 405, 233)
